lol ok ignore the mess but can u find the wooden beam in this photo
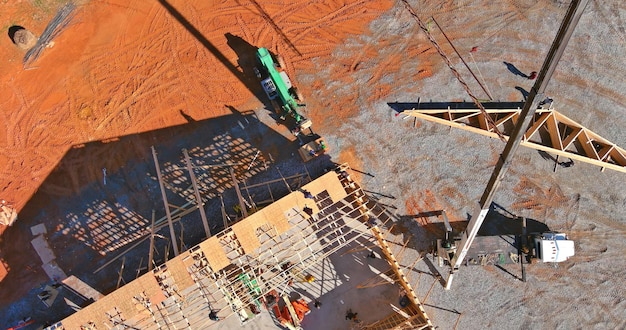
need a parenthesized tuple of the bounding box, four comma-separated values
(230, 167, 248, 218)
(578, 131, 600, 160)
(598, 145, 614, 162)
(152, 146, 179, 257)
(545, 113, 563, 150)
(148, 210, 156, 272)
(494, 112, 517, 127)
(524, 112, 550, 141)
(371, 226, 433, 328)
(561, 126, 582, 150)
(116, 257, 126, 289)
(183, 149, 211, 239)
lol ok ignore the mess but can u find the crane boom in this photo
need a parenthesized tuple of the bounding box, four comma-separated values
(445, 0, 590, 290)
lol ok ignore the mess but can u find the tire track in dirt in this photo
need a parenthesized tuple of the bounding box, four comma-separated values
(533, 263, 625, 326)
(287, 0, 381, 45)
(510, 176, 577, 221)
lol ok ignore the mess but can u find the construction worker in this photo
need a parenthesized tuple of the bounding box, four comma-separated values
(345, 309, 358, 321)
(528, 71, 538, 80)
(301, 189, 314, 199)
(209, 310, 219, 321)
(303, 206, 313, 217)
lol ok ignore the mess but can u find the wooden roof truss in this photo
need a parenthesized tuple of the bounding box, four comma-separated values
(402, 107, 626, 173)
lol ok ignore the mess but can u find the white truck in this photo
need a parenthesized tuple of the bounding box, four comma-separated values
(530, 231, 575, 263)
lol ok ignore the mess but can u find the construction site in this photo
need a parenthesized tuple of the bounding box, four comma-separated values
(1, 0, 625, 329)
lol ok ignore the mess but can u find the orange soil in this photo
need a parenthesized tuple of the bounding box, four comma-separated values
(337, 144, 364, 183)
(0, 0, 393, 306)
(0, 0, 392, 214)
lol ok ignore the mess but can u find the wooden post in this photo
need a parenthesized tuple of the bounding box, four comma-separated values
(183, 149, 211, 238)
(116, 257, 126, 289)
(135, 257, 143, 279)
(230, 167, 248, 218)
(152, 146, 179, 257)
(220, 194, 229, 230)
(276, 167, 292, 192)
(521, 217, 527, 282)
(179, 222, 186, 253)
(148, 210, 156, 272)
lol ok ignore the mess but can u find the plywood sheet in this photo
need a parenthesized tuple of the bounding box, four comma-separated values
(30, 223, 47, 235)
(303, 171, 347, 203)
(62, 275, 104, 302)
(263, 201, 290, 235)
(166, 256, 195, 291)
(200, 237, 230, 272)
(277, 193, 319, 218)
(61, 273, 161, 329)
(31, 235, 55, 264)
(231, 218, 261, 255)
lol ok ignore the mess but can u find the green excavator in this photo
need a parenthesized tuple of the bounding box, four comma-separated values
(254, 47, 327, 162)
(254, 47, 312, 131)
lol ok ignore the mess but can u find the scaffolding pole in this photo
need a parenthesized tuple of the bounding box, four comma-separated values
(183, 148, 211, 238)
(152, 146, 179, 257)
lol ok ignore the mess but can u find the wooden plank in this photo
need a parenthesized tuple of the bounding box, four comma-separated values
(62, 272, 162, 329)
(165, 255, 195, 291)
(263, 202, 291, 235)
(608, 147, 626, 165)
(524, 141, 626, 173)
(452, 111, 481, 124)
(199, 237, 230, 272)
(597, 145, 614, 162)
(477, 112, 489, 130)
(545, 113, 564, 150)
(561, 126, 582, 150)
(577, 130, 600, 160)
(231, 215, 262, 254)
(62, 275, 104, 302)
(303, 170, 347, 203)
(370, 226, 433, 328)
(494, 112, 517, 127)
(523, 112, 550, 141)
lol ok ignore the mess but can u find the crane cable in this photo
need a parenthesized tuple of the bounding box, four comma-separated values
(401, 0, 506, 141)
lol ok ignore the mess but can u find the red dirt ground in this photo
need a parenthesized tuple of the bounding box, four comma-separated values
(0, 0, 393, 308)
